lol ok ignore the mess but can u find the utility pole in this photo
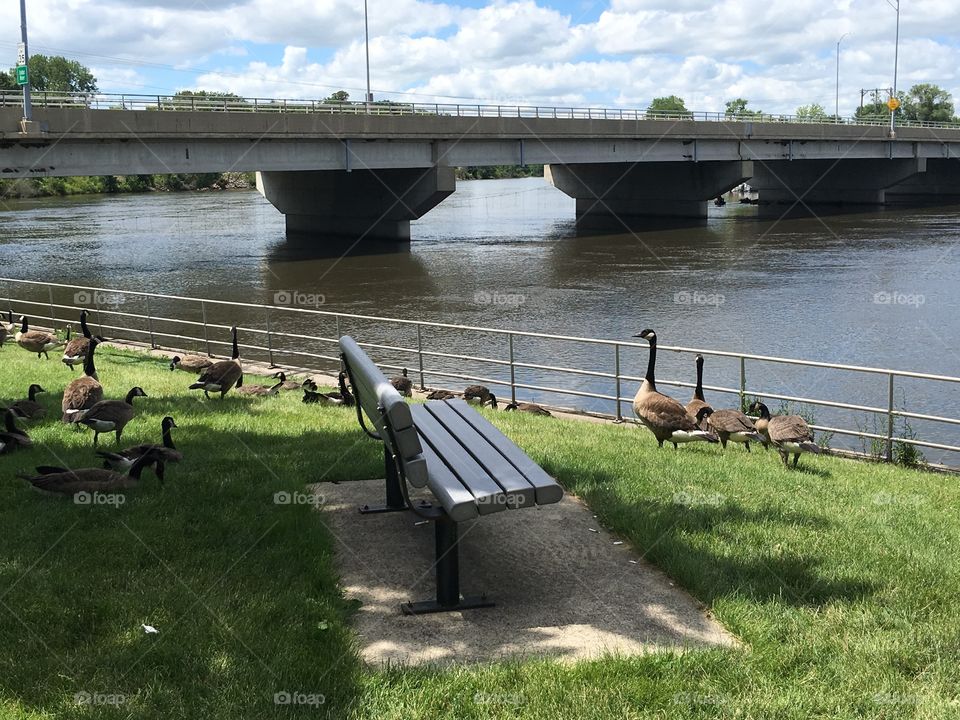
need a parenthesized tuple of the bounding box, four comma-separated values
(19, 0, 33, 124)
(364, 0, 373, 112)
(835, 33, 848, 121)
(887, 0, 901, 138)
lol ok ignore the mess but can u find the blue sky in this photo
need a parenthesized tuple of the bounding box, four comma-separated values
(3, 0, 959, 116)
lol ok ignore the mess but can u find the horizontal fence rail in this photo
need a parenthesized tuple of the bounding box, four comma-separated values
(3, 91, 960, 131)
(1, 277, 958, 470)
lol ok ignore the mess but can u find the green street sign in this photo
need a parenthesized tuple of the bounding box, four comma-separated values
(15, 65, 28, 86)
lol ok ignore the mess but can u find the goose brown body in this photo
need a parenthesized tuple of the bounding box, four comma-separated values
(169, 354, 214, 373)
(0, 408, 32, 453)
(684, 354, 712, 427)
(62, 338, 103, 423)
(96, 416, 182, 482)
(632, 330, 718, 448)
(505, 402, 552, 416)
(5, 384, 47, 420)
(78, 386, 148, 445)
(62, 311, 93, 370)
(390, 368, 413, 397)
(15, 317, 63, 359)
(706, 409, 765, 451)
(749, 402, 820, 467)
(189, 326, 243, 398)
(20, 449, 164, 495)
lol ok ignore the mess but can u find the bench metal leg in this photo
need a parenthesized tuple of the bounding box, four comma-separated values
(401, 515, 494, 615)
(359, 447, 409, 514)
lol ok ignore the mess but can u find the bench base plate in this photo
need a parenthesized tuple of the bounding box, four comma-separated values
(359, 503, 408, 515)
(401, 595, 495, 616)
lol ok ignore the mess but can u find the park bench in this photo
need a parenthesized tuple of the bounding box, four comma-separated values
(339, 335, 564, 615)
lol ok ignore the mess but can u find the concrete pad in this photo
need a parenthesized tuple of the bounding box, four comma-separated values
(316, 479, 737, 666)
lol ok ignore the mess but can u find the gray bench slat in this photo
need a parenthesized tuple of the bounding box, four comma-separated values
(424, 401, 537, 509)
(340, 336, 424, 478)
(446, 399, 564, 506)
(417, 442, 480, 522)
(410, 405, 507, 515)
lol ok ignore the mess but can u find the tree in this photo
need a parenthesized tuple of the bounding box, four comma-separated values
(21, 55, 98, 93)
(901, 83, 954, 123)
(323, 90, 350, 104)
(724, 98, 762, 119)
(795, 103, 829, 121)
(646, 95, 692, 118)
(0, 70, 17, 92)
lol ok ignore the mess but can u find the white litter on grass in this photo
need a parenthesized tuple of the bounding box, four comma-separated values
(629, 560, 639, 565)
(588, 528, 599, 533)
(613, 541, 624, 546)
(414, 521, 429, 526)
(142, 624, 159, 634)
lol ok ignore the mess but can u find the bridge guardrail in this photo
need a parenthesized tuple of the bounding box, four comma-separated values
(1, 277, 958, 471)
(3, 91, 960, 131)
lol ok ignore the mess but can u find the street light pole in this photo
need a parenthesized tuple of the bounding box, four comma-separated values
(19, 0, 33, 122)
(363, 0, 372, 112)
(835, 33, 848, 121)
(887, 0, 900, 138)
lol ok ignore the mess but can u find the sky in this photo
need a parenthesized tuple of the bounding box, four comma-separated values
(3, 0, 959, 116)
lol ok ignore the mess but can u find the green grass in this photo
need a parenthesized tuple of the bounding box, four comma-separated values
(1, 343, 959, 719)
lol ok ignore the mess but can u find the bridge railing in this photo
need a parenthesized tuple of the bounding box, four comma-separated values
(3, 91, 960, 131)
(1, 277, 958, 471)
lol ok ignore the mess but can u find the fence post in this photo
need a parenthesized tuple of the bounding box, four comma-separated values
(886, 373, 895, 462)
(266, 308, 275, 367)
(201, 301, 211, 356)
(416, 324, 425, 390)
(739, 356, 746, 410)
(614, 343, 623, 423)
(146, 295, 156, 349)
(508, 334, 517, 404)
(47, 284, 56, 329)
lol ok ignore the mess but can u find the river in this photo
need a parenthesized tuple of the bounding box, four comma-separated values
(1, 178, 958, 464)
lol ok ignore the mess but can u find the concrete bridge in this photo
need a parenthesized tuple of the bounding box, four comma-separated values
(3, 103, 960, 242)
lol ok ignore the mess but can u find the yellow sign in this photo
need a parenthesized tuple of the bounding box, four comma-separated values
(887, 97, 901, 111)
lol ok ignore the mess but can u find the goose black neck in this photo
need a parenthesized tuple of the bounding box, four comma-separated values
(4, 410, 17, 432)
(80, 312, 91, 339)
(162, 424, 175, 449)
(129, 453, 154, 480)
(231, 327, 239, 360)
(124, 388, 139, 405)
(83, 341, 98, 377)
(28, 385, 40, 401)
(20, 318, 27, 333)
(695, 356, 705, 401)
(645, 336, 657, 385)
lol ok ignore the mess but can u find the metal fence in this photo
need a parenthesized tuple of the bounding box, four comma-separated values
(3, 91, 960, 131)
(1, 277, 958, 469)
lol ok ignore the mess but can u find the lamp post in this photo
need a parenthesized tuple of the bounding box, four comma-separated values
(19, 0, 33, 123)
(363, 0, 372, 112)
(887, 0, 900, 138)
(835, 33, 848, 121)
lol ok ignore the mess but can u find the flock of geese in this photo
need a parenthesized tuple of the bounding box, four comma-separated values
(1, 312, 821, 499)
(631, 329, 821, 468)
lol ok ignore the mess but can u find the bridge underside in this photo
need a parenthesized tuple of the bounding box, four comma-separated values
(257, 167, 454, 242)
(546, 161, 753, 227)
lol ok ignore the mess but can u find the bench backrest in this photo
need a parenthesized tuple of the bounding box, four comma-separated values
(339, 336, 429, 487)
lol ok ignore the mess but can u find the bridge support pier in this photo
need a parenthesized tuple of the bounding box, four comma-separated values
(545, 161, 753, 228)
(257, 167, 455, 243)
(751, 158, 925, 212)
(883, 158, 960, 205)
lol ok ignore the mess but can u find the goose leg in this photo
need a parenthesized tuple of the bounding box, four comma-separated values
(744, 442, 751, 452)
(93, 431, 100, 447)
(793, 453, 800, 468)
(720, 435, 728, 450)
(203, 390, 210, 399)
(779, 449, 788, 467)
(155, 461, 166, 484)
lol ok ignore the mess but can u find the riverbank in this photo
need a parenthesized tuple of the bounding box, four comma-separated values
(2, 341, 959, 718)
(0, 171, 256, 199)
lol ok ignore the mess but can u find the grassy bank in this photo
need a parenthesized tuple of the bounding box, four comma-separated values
(1, 342, 958, 718)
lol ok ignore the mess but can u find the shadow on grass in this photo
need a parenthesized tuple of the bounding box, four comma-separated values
(0, 411, 377, 719)
(554, 467, 876, 610)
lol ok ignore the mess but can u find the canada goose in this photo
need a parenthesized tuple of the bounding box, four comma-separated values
(272, 371, 305, 391)
(15, 316, 63, 359)
(19, 448, 166, 496)
(96, 416, 182, 483)
(189, 326, 243, 398)
(62, 337, 104, 423)
(426, 389, 460, 400)
(169, 354, 214, 373)
(505, 401, 552, 417)
(706, 408, 766, 451)
(390, 368, 413, 397)
(78, 386, 148, 445)
(632, 329, 718, 448)
(748, 401, 821, 468)
(685, 354, 713, 427)
(236, 379, 283, 397)
(464, 385, 498, 408)
(302, 372, 355, 406)
(62, 310, 94, 371)
(0, 408, 32, 454)
(0, 311, 8, 347)
(3, 384, 47, 420)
